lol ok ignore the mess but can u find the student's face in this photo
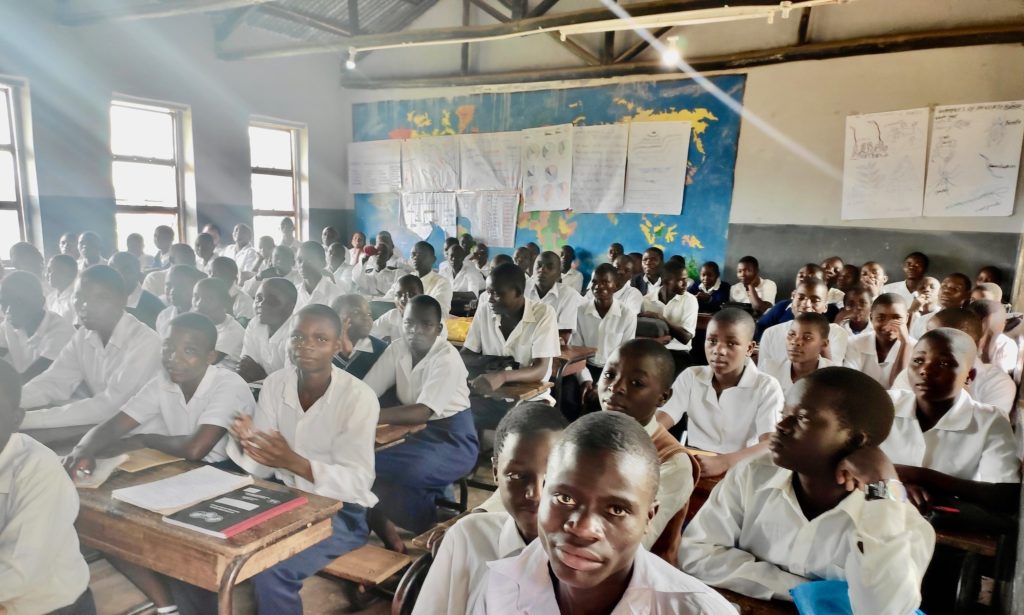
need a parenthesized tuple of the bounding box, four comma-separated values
(859, 264, 886, 293)
(539, 446, 657, 591)
(613, 257, 634, 288)
(0, 291, 40, 331)
(795, 266, 822, 285)
(273, 249, 296, 273)
(60, 234, 78, 257)
(820, 258, 843, 286)
(194, 237, 214, 259)
(78, 236, 100, 260)
(641, 251, 663, 277)
(258, 237, 275, 259)
(661, 271, 687, 296)
(322, 228, 339, 246)
(792, 284, 828, 315)
(402, 303, 441, 354)
(786, 322, 827, 364)
(459, 234, 475, 252)
(590, 271, 617, 304)
(445, 246, 465, 269)
(494, 431, 559, 544)
(154, 230, 173, 251)
(486, 279, 523, 316)
(513, 248, 532, 273)
(395, 281, 421, 312)
(233, 225, 251, 246)
(327, 244, 345, 269)
(298, 249, 325, 282)
(976, 269, 997, 285)
(704, 320, 754, 373)
(166, 272, 196, 310)
(411, 245, 435, 273)
(289, 315, 343, 372)
(699, 265, 719, 288)
(162, 328, 214, 385)
(210, 265, 237, 287)
(47, 261, 74, 291)
(907, 337, 974, 403)
(535, 254, 561, 288)
(598, 350, 672, 426)
(916, 278, 940, 305)
(771, 382, 855, 473)
(843, 291, 872, 321)
(280, 218, 294, 235)
(351, 233, 365, 250)
(559, 247, 574, 272)
(203, 226, 221, 245)
(127, 236, 144, 256)
(192, 286, 227, 323)
(836, 266, 859, 292)
(939, 276, 971, 309)
(471, 244, 487, 265)
(254, 284, 292, 327)
(607, 245, 622, 262)
(736, 262, 757, 286)
(73, 280, 120, 332)
(903, 255, 926, 280)
(870, 303, 908, 341)
(375, 232, 393, 249)
(339, 301, 373, 342)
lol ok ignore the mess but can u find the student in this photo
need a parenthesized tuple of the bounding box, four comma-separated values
(371, 274, 422, 342)
(470, 242, 490, 278)
(834, 285, 872, 337)
(321, 225, 340, 250)
(730, 255, 776, 314)
(968, 299, 1017, 373)
(255, 235, 276, 274)
(859, 261, 888, 299)
(605, 254, 643, 315)
(444, 243, 486, 295)
(754, 264, 831, 341)
(836, 263, 860, 295)
(462, 263, 561, 428)
(680, 367, 934, 613)
(819, 255, 844, 291)
(327, 242, 352, 289)
(0, 361, 96, 615)
(145, 226, 172, 272)
(20, 265, 162, 429)
(59, 231, 80, 260)
(512, 246, 534, 277)
(937, 272, 972, 310)
(606, 241, 624, 264)
(228, 304, 379, 615)
(657, 308, 784, 478)
(223, 223, 261, 274)
(126, 232, 146, 262)
(882, 251, 929, 304)
(201, 223, 225, 256)
(194, 233, 216, 275)
(404, 241, 453, 315)
(971, 282, 1002, 303)
(459, 232, 476, 255)
(244, 245, 300, 297)
(155, 265, 206, 338)
(559, 244, 583, 295)
(142, 244, 196, 300)
(77, 231, 104, 270)
(908, 276, 941, 339)
(843, 293, 914, 388)
(237, 278, 297, 383)
(438, 237, 460, 279)
(294, 241, 343, 309)
(330, 294, 387, 379)
(471, 411, 735, 615)
(975, 265, 1003, 288)
(9, 242, 48, 289)
(108, 251, 166, 331)
(688, 261, 731, 313)
(210, 256, 255, 323)
(599, 340, 696, 562)
(490, 253, 512, 270)
(759, 278, 850, 364)
(640, 259, 698, 369)
(192, 278, 245, 368)
(759, 312, 833, 394)
(631, 247, 665, 298)
(352, 243, 399, 297)
(412, 402, 567, 615)
(525, 251, 580, 337)
(0, 271, 75, 383)
(364, 295, 479, 536)
(278, 217, 298, 250)
(347, 231, 366, 266)
(45, 254, 78, 324)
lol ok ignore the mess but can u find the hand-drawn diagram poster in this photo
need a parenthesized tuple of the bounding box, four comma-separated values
(521, 124, 573, 212)
(402, 135, 460, 192)
(842, 108, 929, 220)
(924, 101, 1024, 218)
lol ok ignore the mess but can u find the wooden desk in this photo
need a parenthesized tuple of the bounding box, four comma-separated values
(551, 345, 597, 405)
(935, 527, 1000, 557)
(76, 461, 342, 614)
(475, 381, 552, 402)
(411, 511, 471, 551)
(375, 423, 427, 451)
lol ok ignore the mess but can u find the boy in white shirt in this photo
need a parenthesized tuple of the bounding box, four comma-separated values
(371, 274, 422, 342)
(730, 255, 776, 314)
(228, 304, 379, 615)
(236, 278, 297, 383)
(631, 247, 664, 298)
(76, 231, 104, 271)
(0, 362, 95, 615)
(759, 278, 850, 364)
(109, 252, 166, 331)
(525, 251, 581, 339)
(908, 276, 940, 339)
(0, 271, 75, 382)
(968, 299, 1017, 373)
(45, 254, 77, 325)
(443, 243, 486, 295)
(347, 231, 366, 266)
(640, 259, 698, 362)
(512, 246, 534, 278)
(471, 412, 735, 615)
(414, 402, 567, 615)
(243, 245, 300, 297)
(64, 312, 257, 615)
(155, 265, 206, 338)
(470, 243, 491, 279)
(843, 293, 915, 388)
(20, 265, 162, 430)
(882, 251, 929, 305)
(760, 312, 833, 394)
(194, 233, 216, 275)
(209, 257, 255, 324)
(223, 223, 261, 274)
(599, 254, 643, 315)
(859, 261, 888, 300)
(351, 243, 399, 297)
(327, 242, 352, 289)
(192, 278, 245, 369)
(658, 308, 784, 479)
(834, 285, 871, 338)
(295, 241, 343, 309)
(680, 367, 934, 614)
(405, 241, 453, 315)
(559, 245, 583, 295)
(142, 244, 196, 301)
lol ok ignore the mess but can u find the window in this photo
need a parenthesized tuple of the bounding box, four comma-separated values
(249, 122, 303, 242)
(110, 98, 187, 250)
(0, 85, 25, 257)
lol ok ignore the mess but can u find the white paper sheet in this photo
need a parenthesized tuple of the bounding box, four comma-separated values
(111, 465, 254, 515)
(460, 131, 522, 191)
(347, 140, 402, 194)
(521, 124, 573, 212)
(841, 108, 929, 220)
(622, 121, 690, 215)
(457, 191, 520, 248)
(401, 135, 460, 192)
(570, 124, 628, 213)
(924, 100, 1024, 217)
(401, 192, 458, 240)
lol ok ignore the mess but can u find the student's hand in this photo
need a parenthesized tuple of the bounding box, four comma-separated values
(696, 291, 711, 302)
(424, 525, 451, 551)
(836, 446, 898, 492)
(230, 414, 255, 440)
(698, 454, 732, 479)
(904, 483, 933, 511)
(833, 307, 853, 324)
(62, 451, 95, 479)
(580, 381, 598, 408)
(240, 429, 300, 471)
(237, 356, 268, 383)
(979, 332, 993, 364)
(469, 372, 506, 395)
(339, 317, 355, 356)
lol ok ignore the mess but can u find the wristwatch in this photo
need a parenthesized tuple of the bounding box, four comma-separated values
(865, 479, 908, 503)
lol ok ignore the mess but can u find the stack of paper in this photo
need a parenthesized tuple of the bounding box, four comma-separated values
(74, 454, 129, 489)
(112, 466, 254, 515)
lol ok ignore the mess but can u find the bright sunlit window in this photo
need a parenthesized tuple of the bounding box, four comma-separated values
(250, 123, 301, 243)
(0, 85, 25, 258)
(111, 99, 185, 250)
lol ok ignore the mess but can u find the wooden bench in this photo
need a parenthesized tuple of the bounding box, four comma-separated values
(323, 544, 413, 587)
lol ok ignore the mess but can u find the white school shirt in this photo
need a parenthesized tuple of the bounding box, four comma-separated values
(471, 538, 736, 615)
(20, 313, 162, 429)
(642, 291, 699, 351)
(228, 365, 379, 506)
(155, 304, 183, 338)
(364, 336, 470, 420)
(882, 389, 1021, 482)
(240, 316, 293, 375)
(908, 309, 937, 340)
(561, 268, 583, 295)
(230, 285, 255, 321)
(371, 307, 404, 342)
(223, 243, 262, 273)
(352, 262, 399, 297)
(142, 269, 168, 300)
(987, 333, 1017, 373)
(243, 269, 301, 298)
(347, 247, 362, 266)
(659, 361, 784, 453)
(680, 452, 934, 614)
(45, 285, 76, 325)
(0, 311, 75, 373)
(759, 357, 834, 394)
(839, 319, 870, 339)
(215, 316, 246, 367)
(842, 331, 916, 388)
(414, 512, 525, 615)
(638, 416, 695, 548)
(827, 287, 845, 306)
(729, 278, 777, 305)
(463, 298, 561, 385)
(121, 366, 256, 463)
(760, 320, 850, 364)
(0, 434, 91, 615)
(447, 262, 487, 294)
(610, 283, 643, 315)
(421, 270, 454, 315)
(525, 281, 580, 331)
(890, 359, 1016, 421)
(570, 299, 637, 384)
(882, 280, 917, 305)
(295, 276, 341, 310)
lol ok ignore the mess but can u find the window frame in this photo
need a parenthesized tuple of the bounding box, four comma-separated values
(0, 81, 26, 246)
(249, 117, 307, 240)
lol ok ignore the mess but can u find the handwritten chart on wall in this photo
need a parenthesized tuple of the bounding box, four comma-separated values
(351, 75, 746, 278)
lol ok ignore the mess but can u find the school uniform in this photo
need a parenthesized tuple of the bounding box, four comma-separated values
(680, 451, 934, 614)
(332, 335, 388, 380)
(346, 246, 362, 266)
(241, 317, 293, 376)
(77, 257, 104, 272)
(660, 360, 784, 453)
(570, 298, 637, 383)
(642, 291, 699, 351)
(141, 269, 168, 301)
(839, 319, 870, 339)
(125, 286, 165, 330)
(561, 268, 583, 295)
(198, 257, 215, 276)
(149, 250, 171, 271)
(155, 305, 184, 338)
(0, 434, 94, 615)
(21, 312, 161, 429)
(987, 333, 1017, 373)
(215, 317, 245, 369)
(243, 269, 301, 298)
(908, 309, 937, 340)
(842, 331, 916, 387)
(352, 262, 399, 297)
(371, 307, 404, 342)
(882, 280, 918, 305)
(638, 416, 695, 562)
(827, 286, 846, 306)
(882, 389, 1021, 483)
(230, 285, 255, 322)
(364, 336, 479, 532)
(420, 270, 453, 315)
(413, 512, 525, 615)
(228, 365, 378, 615)
(445, 262, 487, 294)
(470, 538, 736, 615)
(295, 276, 341, 311)
(631, 273, 662, 298)
(593, 283, 643, 315)
(729, 278, 777, 305)
(223, 243, 261, 273)
(46, 285, 76, 325)
(525, 280, 581, 331)
(760, 321, 850, 364)
(891, 359, 1016, 421)
(122, 366, 255, 463)
(688, 279, 731, 313)
(759, 357, 834, 394)
(0, 310, 75, 374)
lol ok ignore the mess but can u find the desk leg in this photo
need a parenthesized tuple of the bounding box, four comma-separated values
(551, 359, 568, 408)
(218, 554, 253, 615)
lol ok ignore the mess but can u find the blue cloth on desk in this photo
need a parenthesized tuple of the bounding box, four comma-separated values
(790, 580, 925, 615)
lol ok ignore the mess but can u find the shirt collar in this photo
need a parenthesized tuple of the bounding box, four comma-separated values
(498, 514, 529, 557)
(87, 312, 133, 350)
(159, 365, 219, 402)
(931, 389, 976, 432)
(487, 540, 556, 612)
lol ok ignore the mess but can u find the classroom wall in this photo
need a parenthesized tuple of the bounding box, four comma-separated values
(0, 4, 351, 257)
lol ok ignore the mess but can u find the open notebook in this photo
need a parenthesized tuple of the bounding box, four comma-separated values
(112, 466, 254, 515)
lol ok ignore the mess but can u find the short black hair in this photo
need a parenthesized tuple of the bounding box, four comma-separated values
(194, 277, 232, 307)
(700, 261, 720, 275)
(169, 312, 218, 351)
(617, 338, 676, 389)
(711, 307, 755, 339)
(526, 242, 540, 254)
(667, 255, 686, 267)
(475, 243, 490, 258)
(918, 327, 977, 368)
(796, 277, 828, 294)
(211, 256, 238, 279)
(561, 245, 576, 259)
(492, 253, 513, 267)
(297, 303, 342, 336)
(204, 223, 223, 236)
(10, 242, 43, 269)
(262, 277, 298, 308)
(0, 271, 44, 307)
(494, 401, 568, 460)
(738, 255, 760, 269)
(906, 251, 930, 270)
(397, 273, 424, 293)
(331, 293, 369, 317)
(644, 246, 664, 260)
(967, 299, 1004, 320)
(609, 242, 624, 252)
(553, 412, 660, 493)
(155, 225, 175, 238)
(797, 366, 894, 446)
(407, 294, 442, 324)
(946, 272, 972, 291)
(444, 237, 459, 249)
(978, 265, 1004, 285)
(800, 263, 824, 277)
(871, 292, 907, 310)
(930, 308, 983, 343)
(50, 254, 77, 274)
(80, 264, 126, 299)
(592, 262, 617, 279)
(168, 264, 206, 286)
(299, 241, 326, 265)
(170, 243, 197, 267)
(793, 312, 830, 339)
(108, 251, 142, 277)
(415, 241, 436, 258)
(489, 262, 526, 295)
(662, 259, 686, 278)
